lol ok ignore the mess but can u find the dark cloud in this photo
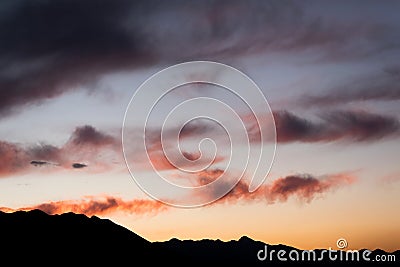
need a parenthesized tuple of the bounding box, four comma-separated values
(72, 163, 87, 169)
(68, 125, 116, 147)
(179, 120, 219, 139)
(273, 111, 322, 143)
(1, 0, 399, 116)
(273, 110, 400, 143)
(264, 174, 355, 203)
(30, 160, 56, 167)
(300, 66, 400, 107)
(195, 169, 356, 204)
(28, 144, 62, 162)
(241, 109, 400, 143)
(0, 0, 151, 116)
(136, 109, 400, 159)
(322, 110, 400, 141)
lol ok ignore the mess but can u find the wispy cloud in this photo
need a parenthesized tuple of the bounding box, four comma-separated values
(126, 123, 225, 172)
(0, 196, 167, 216)
(241, 109, 400, 143)
(2, 109, 396, 178)
(193, 169, 356, 205)
(378, 172, 400, 185)
(273, 110, 400, 143)
(264, 173, 355, 204)
(299, 65, 400, 107)
(0, 171, 356, 216)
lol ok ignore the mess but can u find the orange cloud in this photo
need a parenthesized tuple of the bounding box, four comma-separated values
(0, 173, 356, 217)
(0, 196, 167, 216)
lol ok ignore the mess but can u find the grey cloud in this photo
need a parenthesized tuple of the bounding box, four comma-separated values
(1, 0, 399, 116)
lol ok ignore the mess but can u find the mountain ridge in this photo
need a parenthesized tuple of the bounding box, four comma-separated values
(0, 209, 398, 265)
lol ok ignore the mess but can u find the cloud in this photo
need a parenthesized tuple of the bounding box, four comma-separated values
(0, 0, 151, 116)
(1, 0, 399, 116)
(28, 144, 62, 162)
(196, 169, 225, 185)
(143, 147, 224, 172)
(0, 125, 119, 177)
(30, 160, 58, 167)
(0, 142, 59, 176)
(0, 196, 167, 216)
(241, 109, 400, 143)
(1, 123, 229, 177)
(273, 110, 400, 143)
(264, 173, 355, 204)
(300, 66, 400, 107)
(0, 141, 29, 176)
(72, 163, 87, 169)
(0, 172, 355, 216)
(194, 169, 356, 204)
(127, 123, 225, 172)
(67, 125, 117, 147)
(3, 109, 392, 177)
(379, 172, 400, 185)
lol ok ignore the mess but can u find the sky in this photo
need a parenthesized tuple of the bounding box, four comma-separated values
(0, 0, 399, 251)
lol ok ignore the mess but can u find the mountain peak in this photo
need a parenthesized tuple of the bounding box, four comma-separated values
(238, 235, 254, 242)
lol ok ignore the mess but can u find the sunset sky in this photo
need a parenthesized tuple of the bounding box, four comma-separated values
(0, 0, 399, 251)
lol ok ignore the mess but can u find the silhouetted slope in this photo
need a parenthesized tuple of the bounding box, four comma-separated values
(155, 237, 399, 266)
(0, 209, 178, 264)
(154, 236, 270, 264)
(0, 210, 398, 265)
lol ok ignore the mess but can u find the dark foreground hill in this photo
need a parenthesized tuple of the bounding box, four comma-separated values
(0, 210, 398, 265)
(0, 209, 176, 264)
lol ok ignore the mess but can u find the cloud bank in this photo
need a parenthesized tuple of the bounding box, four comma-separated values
(0, 171, 356, 216)
(1, 0, 399, 116)
(0, 196, 167, 216)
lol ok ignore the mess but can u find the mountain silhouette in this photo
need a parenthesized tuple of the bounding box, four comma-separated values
(0, 209, 179, 264)
(0, 210, 398, 265)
